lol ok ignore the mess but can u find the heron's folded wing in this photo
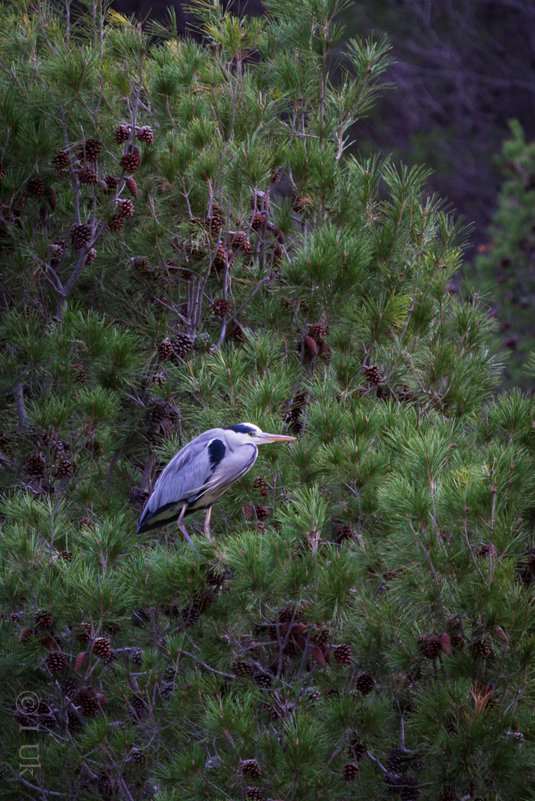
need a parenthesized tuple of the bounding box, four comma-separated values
(137, 431, 223, 531)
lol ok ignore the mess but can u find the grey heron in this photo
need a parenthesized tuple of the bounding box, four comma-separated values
(137, 423, 296, 549)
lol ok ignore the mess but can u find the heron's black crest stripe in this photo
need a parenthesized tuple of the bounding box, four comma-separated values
(225, 424, 255, 434)
(208, 438, 226, 469)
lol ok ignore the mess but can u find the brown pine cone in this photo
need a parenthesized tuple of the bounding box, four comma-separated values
(229, 231, 251, 254)
(251, 210, 267, 230)
(342, 762, 360, 782)
(245, 788, 264, 800)
(212, 242, 229, 272)
(308, 321, 327, 341)
(27, 177, 45, 197)
(363, 364, 383, 385)
(46, 651, 67, 673)
(71, 223, 92, 249)
(253, 476, 269, 497)
(78, 686, 99, 716)
(355, 673, 375, 695)
(418, 634, 443, 660)
(85, 248, 97, 266)
(92, 636, 112, 660)
(233, 660, 253, 677)
(104, 174, 118, 193)
(125, 176, 138, 199)
(78, 166, 98, 184)
(206, 214, 223, 235)
(136, 125, 154, 145)
(241, 758, 262, 779)
(212, 297, 230, 317)
(82, 138, 101, 161)
(120, 145, 141, 174)
(108, 213, 125, 232)
(333, 643, 353, 665)
(27, 452, 46, 477)
(55, 458, 74, 478)
(114, 124, 131, 144)
(116, 197, 135, 218)
(173, 333, 195, 358)
(52, 150, 70, 170)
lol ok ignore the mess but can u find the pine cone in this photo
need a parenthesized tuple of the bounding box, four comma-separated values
(212, 297, 230, 317)
(301, 335, 318, 361)
(55, 458, 74, 478)
(108, 213, 125, 232)
(136, 125, 154, 145)
(116, 197, 135, 218)
(253, 672, 272, 689)
(230, 231, 252, 254)
(206, 214, 223, 235)
(71, 223, 92, 249)
(477, 543, 498, 558)
(77, 622, 92, 644)
(418, 634, 443, 660)
(46, 651, 67, 673)
(132, 256, 150, 274)
(308, 321, 327, 341)
(212, 242, 229, 272)
(28, 177, 45, 197)
(251, 211, 267, 230)
(355, 673, 375, 695)
(333, 643, 353, 665)
(114, 124, 131, 144)
(78, 686, 99, 716)
(363, 364, 383, 385)
(129, 748, 145, 763)
(173, 333, 195, 358)
(271, 242, 284, 267)
(253, 476, 269, 497)
(335, 523, 353, 543)
(34, 609, 54, 629)
(254, 505, 269, 520)
(120, 145, 141, 174)
(342, 762, 360, 782)
(104, 174, 118, 193)
(233, 660, 253, 677)
(130, 647, 143, 666)
(319, 342, 332, 362)
(245, 788, 264, 800)
(92, 637, 112, 660)
(82, 138, 101, 161)
(241, 758, 262, 779)
(27, 452, 46, 477)
(52, 150, 70, 170)
(473, 637, 493, 659)
(125, 176, 138, 199)
(73, 363, 86, 384)
(78, 165, 98, 184)
(130, 694, 148, 718)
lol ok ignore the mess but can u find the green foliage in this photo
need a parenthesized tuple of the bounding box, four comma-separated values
(0, 1, 533, 800)
(476, 120, 535, 388)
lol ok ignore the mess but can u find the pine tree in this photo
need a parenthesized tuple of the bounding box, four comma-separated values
(1, 1, 534, 800)
(476, 119, 535, 388)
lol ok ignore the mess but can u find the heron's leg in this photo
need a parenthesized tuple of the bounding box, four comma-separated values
(203, 506, 213, 542)
(177, 504, 199, 556)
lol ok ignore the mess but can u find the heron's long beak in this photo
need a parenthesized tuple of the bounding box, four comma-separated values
(258, 433, 296, 443)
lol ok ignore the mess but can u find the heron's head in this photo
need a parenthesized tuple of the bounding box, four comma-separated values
(227, 422, 296, 445)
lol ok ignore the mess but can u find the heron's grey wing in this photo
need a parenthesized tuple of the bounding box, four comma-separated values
(195, 441, 258, 505)
(137, 429, 225, 532)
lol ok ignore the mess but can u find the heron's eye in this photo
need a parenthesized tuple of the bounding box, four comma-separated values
(248, 431, 254, 436)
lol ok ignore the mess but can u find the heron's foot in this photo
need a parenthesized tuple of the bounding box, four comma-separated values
(178, 521, 200, 557)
